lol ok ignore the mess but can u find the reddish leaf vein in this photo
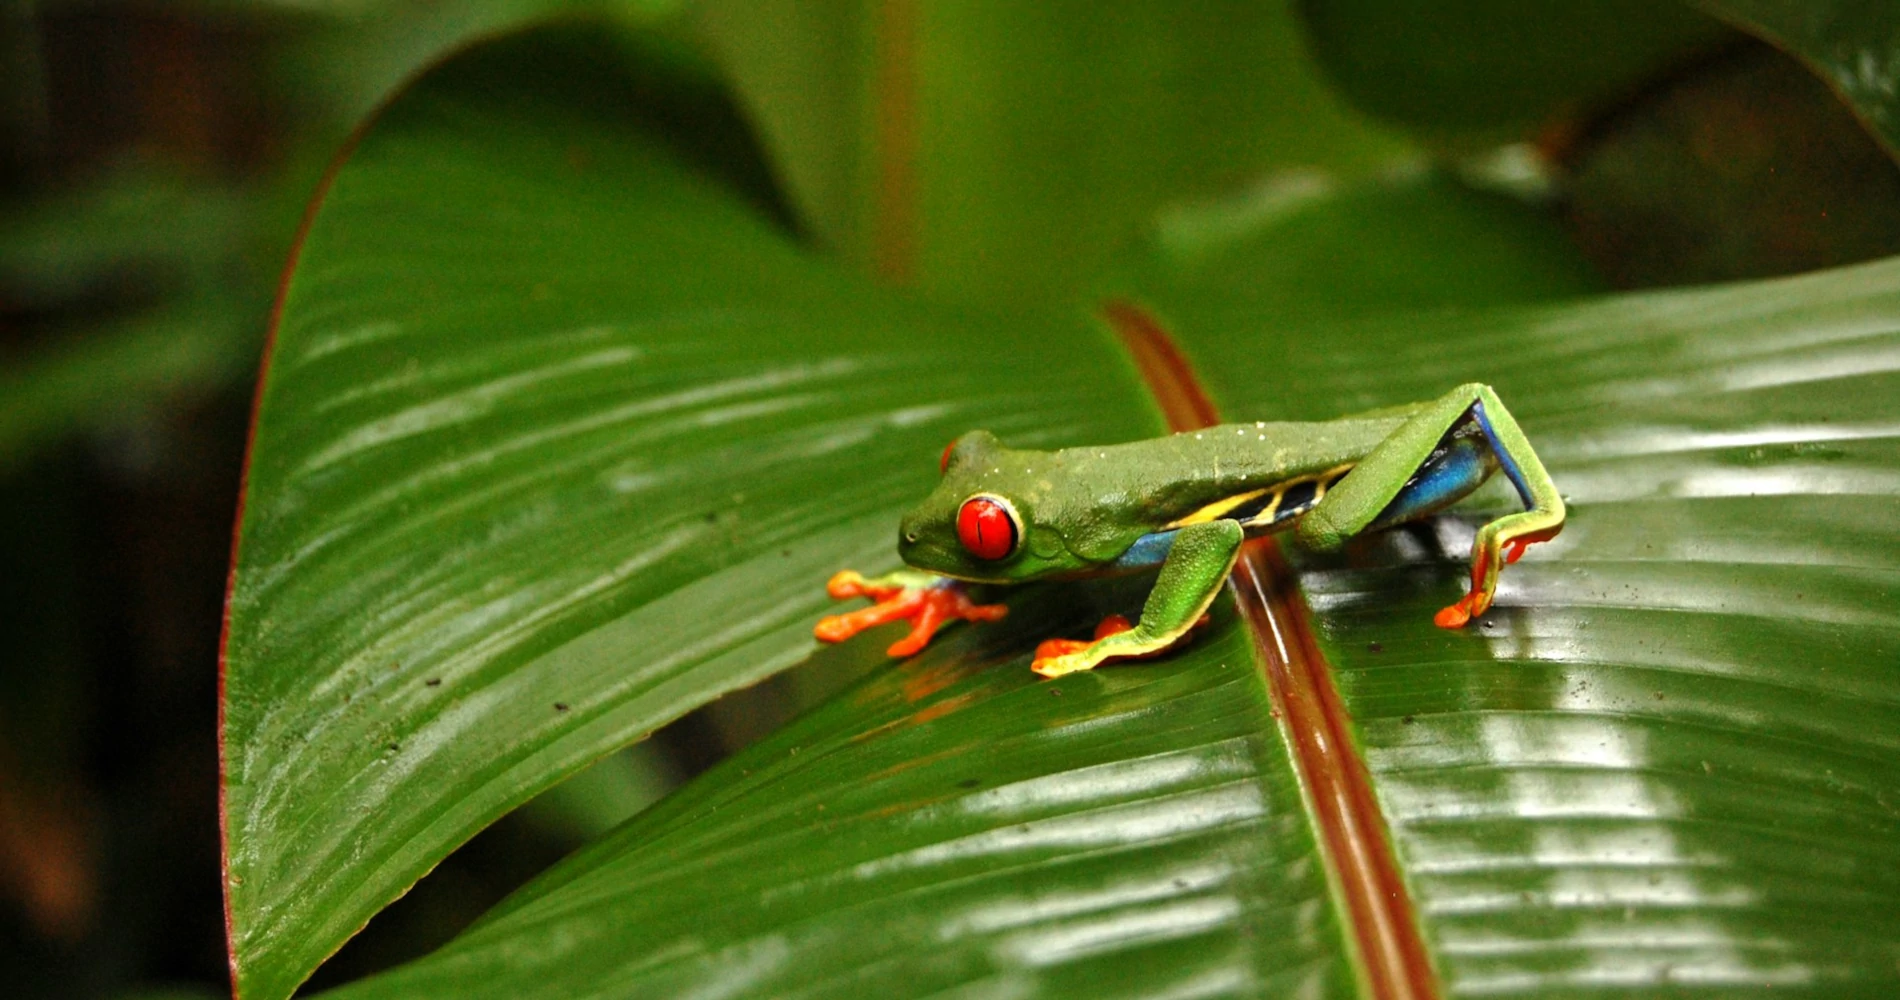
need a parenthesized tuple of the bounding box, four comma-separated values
(1099, 298, 1440, 1000)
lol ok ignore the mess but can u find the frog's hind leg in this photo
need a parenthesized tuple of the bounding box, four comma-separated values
(1295, 383, 1565, 628)
(1032, 519, 1241, 678)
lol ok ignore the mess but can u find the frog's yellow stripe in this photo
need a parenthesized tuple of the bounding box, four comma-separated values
(1165, 464, 1357, 532)
(1164, 487, 1274, 528)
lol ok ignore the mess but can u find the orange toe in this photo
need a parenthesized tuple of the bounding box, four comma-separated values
(1034, 637, 1090, 661)
(825, 570, 866, 599)
(886, 633, 930, 657)
(819, 572, 1008, 658)
(1433, 603, 1471, 629)
(1435, 587, 1493, 628)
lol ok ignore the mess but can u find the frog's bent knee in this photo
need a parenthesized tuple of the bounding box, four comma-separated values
(1297, 510, 1344, 552)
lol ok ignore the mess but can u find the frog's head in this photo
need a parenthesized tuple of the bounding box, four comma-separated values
(896, 430, 1094, 583)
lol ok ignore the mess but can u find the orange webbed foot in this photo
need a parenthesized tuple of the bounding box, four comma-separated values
(1439, 526, 1562, 628)
(1028, 612, 1210, 675)
(1031, 614, 1133, 666)
(1435, 550, 1495, 628)
(816, 570, 1007, 658)
(1433, 592, 1485, 629)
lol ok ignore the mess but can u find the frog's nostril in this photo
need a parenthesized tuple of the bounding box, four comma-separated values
(903, 531, 919, 544)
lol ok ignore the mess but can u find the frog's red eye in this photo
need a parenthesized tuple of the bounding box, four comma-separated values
(940, 440, 956, 475)
(956, 494, 1020, 561)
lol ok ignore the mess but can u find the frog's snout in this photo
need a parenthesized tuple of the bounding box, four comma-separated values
(897, 516, 951, 572)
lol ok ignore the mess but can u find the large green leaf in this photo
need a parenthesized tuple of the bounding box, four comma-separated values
(220, 26, 1167, 1000)
(314, 252, 1900, 1000)
(1129, 226, 1900, 995)
(230, 14, 1900, 1000)
(904, 0, 1411, 300)
(225, 22, 1598, 1000)
(319, 585, 1361, 999)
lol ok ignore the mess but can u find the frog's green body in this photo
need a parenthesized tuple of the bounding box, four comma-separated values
(818, 383, 1565, 677)
(898, 407, 1418, 579)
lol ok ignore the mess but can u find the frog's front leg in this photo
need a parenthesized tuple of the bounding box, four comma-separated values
(815, 569, 1008, 657)
(1295, 382, 1565, 628)
(1031, 519, 1242, 679)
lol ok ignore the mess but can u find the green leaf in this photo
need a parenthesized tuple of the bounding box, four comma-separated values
(1099, 168, 1605, 328)
(1696, 0, 1900, 158)
(226, 19, 1597, 998)
(327, 250, 1900, 1000)
(220, 25, 1163, 1000)
(231, 13, 1900, 1000)
(1133, 227, 1900, 993)
(0, 165, 277, 468)
(317, 585, 1362, 1000)
(265, 0, 688, 127)
(696, 0, 1414, 300)
(0, 165, 250, 307)
(1295, 0, 1737, 147)
(906, 0, 1413, 300)
(0, 297, 263, 471)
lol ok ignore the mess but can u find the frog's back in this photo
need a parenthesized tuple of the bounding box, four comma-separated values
(1051, 407, 1420, 537)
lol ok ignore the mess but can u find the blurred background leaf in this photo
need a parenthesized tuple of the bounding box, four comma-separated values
(1297, 0, 1740, 150)
(697, 0, 1414, 300)
(1561, 41, 1900, 288)
(1695, 0, 1900, 157)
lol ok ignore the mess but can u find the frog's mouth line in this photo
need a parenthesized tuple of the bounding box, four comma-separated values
(927, 572, 1015, 586)
(903, 539, 1160, 587)
(894, 539, 1009, 584)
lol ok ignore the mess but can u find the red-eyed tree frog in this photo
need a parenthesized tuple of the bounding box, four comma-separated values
(817, 383, 1565, 678)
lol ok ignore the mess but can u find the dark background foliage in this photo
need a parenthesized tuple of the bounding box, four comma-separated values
(2, 3, 1896, 997)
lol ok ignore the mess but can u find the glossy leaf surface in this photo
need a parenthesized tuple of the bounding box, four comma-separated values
(228, 13, 1900, 1000)
(1128, 217, 1900, 995)
(320, 585, 1359, 1000)
(302, 210, 1610, 1000)
(228, 20, 1616, 998)
(220, 27, 1162, 1000)
(314, 160, 1900, 996)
